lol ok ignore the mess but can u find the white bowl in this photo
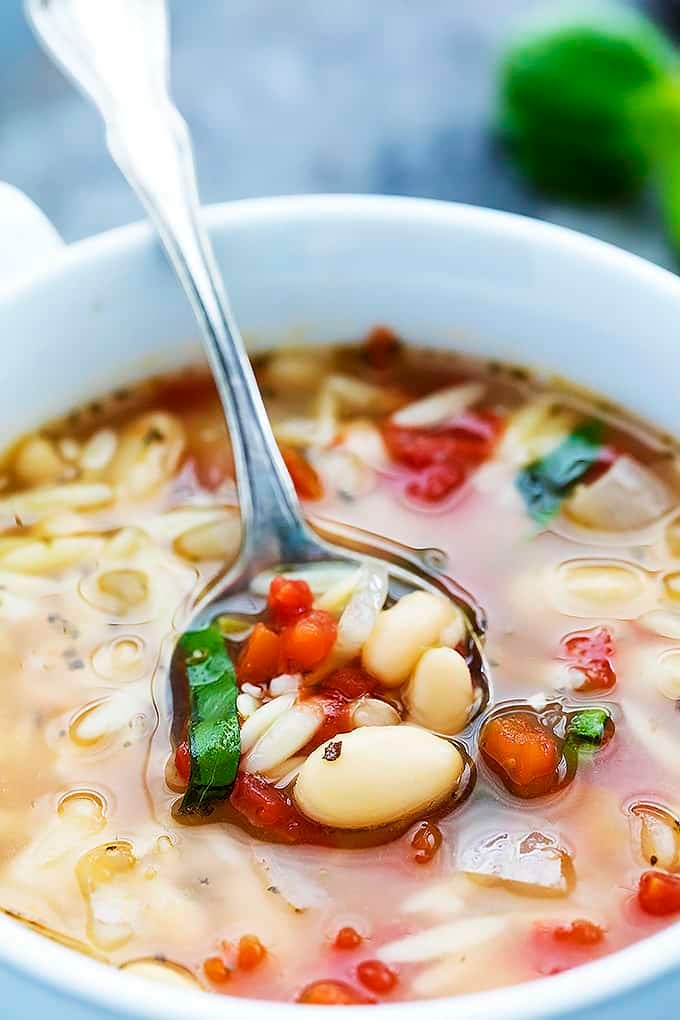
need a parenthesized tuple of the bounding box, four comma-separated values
(1, 187, 679, 1020)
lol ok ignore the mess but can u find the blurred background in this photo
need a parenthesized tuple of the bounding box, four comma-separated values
(2, 0, 679, 267)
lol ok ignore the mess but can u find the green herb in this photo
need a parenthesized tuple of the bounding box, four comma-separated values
(517, 419, 604, 524)
(497, 6, 675, 200)
(179, 624, 240, 814)
(565, 708, 612, 749)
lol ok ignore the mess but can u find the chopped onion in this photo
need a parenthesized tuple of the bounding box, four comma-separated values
(460, 830, 573, 897)
(269, 673, 302, 697)
(334, 565, 389, 663)
(338, 420, 390, 470)
(392, 382, 484, 428)
(314, 567, 363, 615)
(253, 846, 330, 911)
(565, 455, 672, 531)
(630, 802, 680, 871)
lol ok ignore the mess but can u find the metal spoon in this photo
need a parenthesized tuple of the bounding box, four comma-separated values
(26, 0, 486, 659)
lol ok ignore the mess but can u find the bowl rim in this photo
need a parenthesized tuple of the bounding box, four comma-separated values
(2, 192, 680, 1019)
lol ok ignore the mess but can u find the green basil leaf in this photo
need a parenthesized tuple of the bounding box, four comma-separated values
(517, 418, 604, 524)
(179, 624, 240, 814)
(566, 708, 611, 748)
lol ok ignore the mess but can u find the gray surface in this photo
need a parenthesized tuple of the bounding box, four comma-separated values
(0, 0, 675, 270)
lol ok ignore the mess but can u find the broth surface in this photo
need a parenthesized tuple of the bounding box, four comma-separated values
(1, 333, 680, 1002)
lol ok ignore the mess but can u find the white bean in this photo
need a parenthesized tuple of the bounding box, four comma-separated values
(293, 725, 463, 829)
(351, 697, 401, 728)
(362, 591, 460, 688)
(239, 694, 296, 753)
(244, 701, 323, 774)
(405, 646, 473, 735)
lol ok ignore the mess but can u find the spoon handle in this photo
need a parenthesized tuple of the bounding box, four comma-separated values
(26, 0, 312, 566)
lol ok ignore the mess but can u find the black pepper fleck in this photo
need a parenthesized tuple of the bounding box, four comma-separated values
(323, 740, 342, 762)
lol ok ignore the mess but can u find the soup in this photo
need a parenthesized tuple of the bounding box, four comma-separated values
(1, 329, 680, 1004)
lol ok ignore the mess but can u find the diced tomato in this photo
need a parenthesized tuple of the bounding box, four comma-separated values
(480, 712, 561, 798)
(296, 979, 374, 1005)
(411, 821, 443, 864)
(237, 624, 281, 686)
(638, 870, 680, 916)
(230, 772, 327, 845)
(363, 325, 401, 370)
(279, 444, 323, 501)
(384, 411, 504, 504)
(280, 610, 338, 672)
(267, 575, 314, 625)
(562, 627, 616, 693)
(384, 411, 503, 472)
(302, 692, 353, 753)
(356, 960, 398, 995)
(552, 920, 604, 946)
(237, 934, 266, 970)
(335, 926, 363, 950)
(203, 956, 230, 983)
(406, 461, 463, 503)
(321, 665, 376, 700)
(174, 740, 191, 783)
(531, 918, 606, 976)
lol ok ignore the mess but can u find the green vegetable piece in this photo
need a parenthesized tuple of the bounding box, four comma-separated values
(497, 6, 675, 199)
(179, 624, 240, 813)
(566, 707, 611, 748)
(517, 419, 604, 524)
